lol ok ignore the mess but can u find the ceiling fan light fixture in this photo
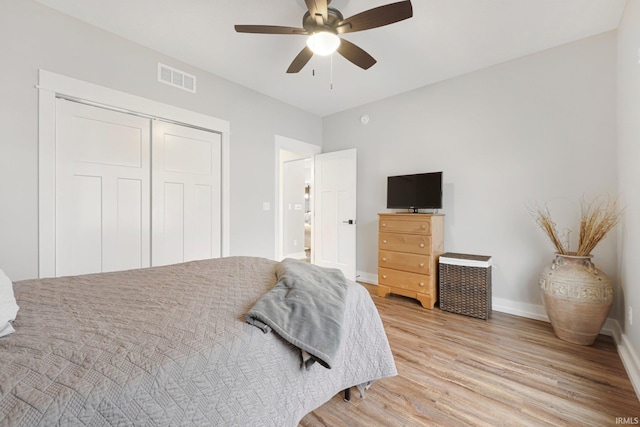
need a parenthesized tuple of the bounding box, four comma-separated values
(306, 31, 341, 56)
(235, 0, 413, 73)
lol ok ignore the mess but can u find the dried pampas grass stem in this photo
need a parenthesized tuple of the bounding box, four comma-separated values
(531, 195, 623, 256)
(532, 205, 569, 254)
(577, 197, 622, 256)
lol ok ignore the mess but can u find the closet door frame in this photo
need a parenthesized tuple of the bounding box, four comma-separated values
(37, 69, 231, 278)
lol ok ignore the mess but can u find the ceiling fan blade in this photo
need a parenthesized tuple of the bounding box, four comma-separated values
(287, 46, 314, 73)
(305, 0, 328, 25)
(336, 38, 376, 70)
(235, 25, 308, 35)
(336, 1, 413, 34)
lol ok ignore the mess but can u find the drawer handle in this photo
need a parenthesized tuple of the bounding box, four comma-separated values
(382, 223, 387, 227)
(419, 243, 425, 248)
(419, 263, 425, 268)
(421, 224, 426, 229)
(382, 240, 387, 244)
(382, 257, 387, 262)
(419, 282, 425, 287)
(382, 275, 387, 279)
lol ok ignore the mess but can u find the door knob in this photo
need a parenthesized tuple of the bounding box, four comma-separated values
(342, 219, 355, 224)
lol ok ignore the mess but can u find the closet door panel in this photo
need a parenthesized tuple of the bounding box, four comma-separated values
(116, 178, 144, 271)
(163, 182, 186, 265)
(164, 135, 212, 175)
(56, 99, 151, 277)
(189, 184, 213, 260)
(73, 117, 143, 167)
(55, 100, 222, 275)
(152, 122, 222, 266)
(71, 175, 103, 275)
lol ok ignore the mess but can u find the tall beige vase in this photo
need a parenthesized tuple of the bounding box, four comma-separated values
(539, 253, 613, 345)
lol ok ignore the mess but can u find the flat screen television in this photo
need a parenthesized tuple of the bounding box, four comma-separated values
(387, 172, 442, 213)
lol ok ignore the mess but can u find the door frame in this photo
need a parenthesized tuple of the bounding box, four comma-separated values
(274, 135, 320, 261)
(37, 69, 231, 278)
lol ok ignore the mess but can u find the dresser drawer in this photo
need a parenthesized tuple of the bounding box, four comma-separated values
(379, 250, 431, 275)
(379, 218, 431, 235)
(379, 232, 431, 254)
(378, 267, 432, 294)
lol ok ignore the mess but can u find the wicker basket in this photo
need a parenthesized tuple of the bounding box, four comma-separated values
(438, 253, 492, 320)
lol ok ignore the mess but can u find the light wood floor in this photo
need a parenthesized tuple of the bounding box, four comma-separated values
(300, 284, 640, 427)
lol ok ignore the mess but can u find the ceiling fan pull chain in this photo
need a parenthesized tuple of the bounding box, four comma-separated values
(330, 54, 334, 90)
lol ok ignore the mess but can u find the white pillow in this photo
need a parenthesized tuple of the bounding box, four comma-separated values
(0, 268, 19, 337)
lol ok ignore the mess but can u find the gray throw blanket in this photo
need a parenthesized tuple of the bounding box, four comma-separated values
(246, 259, 349, 369)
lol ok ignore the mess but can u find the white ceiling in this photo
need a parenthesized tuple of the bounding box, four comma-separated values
(35, 0, 627, 117)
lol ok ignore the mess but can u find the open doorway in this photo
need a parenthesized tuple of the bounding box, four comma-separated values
(274, 136, 320, 262)
(282, 158, 311, 261)
(275, 137, 357, 280)
(304, 182, 311, 260)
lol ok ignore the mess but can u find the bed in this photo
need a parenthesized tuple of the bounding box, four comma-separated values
(0, 256, 396, 426)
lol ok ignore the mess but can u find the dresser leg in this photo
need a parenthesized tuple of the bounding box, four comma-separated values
(416, 293, 435, 309)
(377, 285, 390, 298)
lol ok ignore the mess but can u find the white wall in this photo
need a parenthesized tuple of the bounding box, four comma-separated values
(0, 0, 628, 327)
(323, 32, 619, 317)
(0, 0, 322, 280)
(617, 0, 640, 384)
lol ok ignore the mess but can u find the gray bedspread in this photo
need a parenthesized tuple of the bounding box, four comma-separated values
(0, 257, 396, 426)
(246, 258, 348, 369)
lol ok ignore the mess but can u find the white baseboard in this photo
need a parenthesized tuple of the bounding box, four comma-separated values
(357, 269, 639, 399)
(607, 319, 640, 400)
(357, 270, 612, 333)
(357, 271, 550, 321)
(491, 297, 549, 323)
(356, 270, 378, 285)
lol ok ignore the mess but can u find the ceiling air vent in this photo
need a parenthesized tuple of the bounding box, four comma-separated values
(158, 63, 196, 93)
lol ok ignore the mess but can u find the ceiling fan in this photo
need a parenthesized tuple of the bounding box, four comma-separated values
(234, 0, 413, 73)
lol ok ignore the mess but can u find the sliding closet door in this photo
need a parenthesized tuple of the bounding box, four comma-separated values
(152, 121, 222, 266)
(55, 99, 151, 276)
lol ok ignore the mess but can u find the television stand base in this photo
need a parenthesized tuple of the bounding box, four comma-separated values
(404, 209, 439, 214)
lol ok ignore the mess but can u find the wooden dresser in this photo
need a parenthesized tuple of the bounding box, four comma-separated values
(377, 213, 444, 309)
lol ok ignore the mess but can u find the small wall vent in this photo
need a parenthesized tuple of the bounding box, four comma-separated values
(158, 63, 196, 93)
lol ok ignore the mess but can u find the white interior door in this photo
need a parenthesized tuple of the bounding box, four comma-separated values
(152, 121, 222, 266)
(55, 99, 151, 276)
(313, 149, 357, 280)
